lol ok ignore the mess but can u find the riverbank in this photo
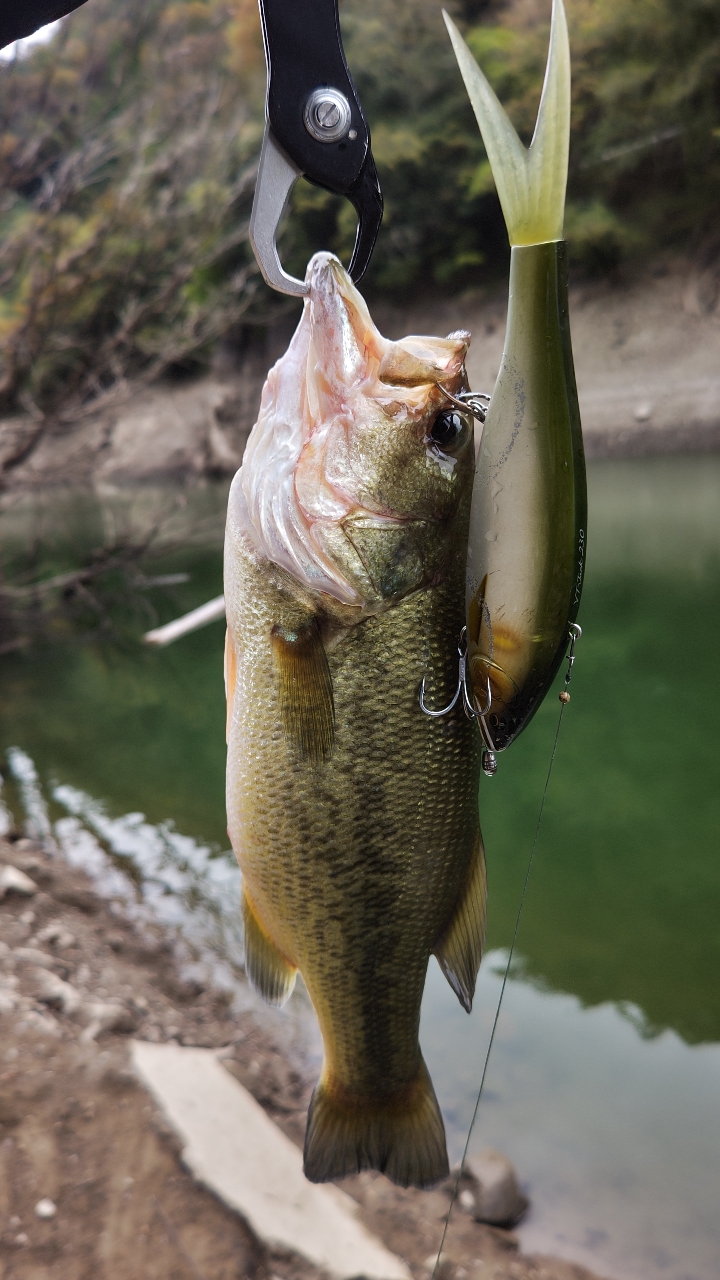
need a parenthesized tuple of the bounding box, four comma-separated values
(0, 258, 717, 495)
(381, 256, 720, 461)
(0, 831, 608, 1280)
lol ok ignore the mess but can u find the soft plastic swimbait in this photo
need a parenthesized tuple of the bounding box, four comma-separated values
(445, 0, 587, 768)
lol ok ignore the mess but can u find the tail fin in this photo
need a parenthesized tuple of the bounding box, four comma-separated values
(444, 0, 570, 248)
(303, 1057, 448, 1189)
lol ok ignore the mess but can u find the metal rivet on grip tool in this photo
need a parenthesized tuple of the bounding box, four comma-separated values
(304, 88, 352, 143)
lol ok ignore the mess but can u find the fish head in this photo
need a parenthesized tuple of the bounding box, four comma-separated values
(241, 252, 475, 610)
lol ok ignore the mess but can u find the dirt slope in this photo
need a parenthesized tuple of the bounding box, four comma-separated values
(0, 835, 607, 1280)
(0, 260, 717, 495)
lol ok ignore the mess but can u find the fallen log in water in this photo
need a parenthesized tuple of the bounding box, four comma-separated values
(143, 594, 226, 646)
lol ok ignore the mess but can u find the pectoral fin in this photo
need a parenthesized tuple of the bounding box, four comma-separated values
(433, 827, 487, 1013)
(271, 620, 334, 762)
(242, 890, 297, 1007)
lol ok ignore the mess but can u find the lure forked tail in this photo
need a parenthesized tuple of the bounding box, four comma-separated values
(445, 0, 587, 755)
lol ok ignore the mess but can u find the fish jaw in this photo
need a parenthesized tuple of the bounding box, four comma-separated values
(240, 251, 474, 609)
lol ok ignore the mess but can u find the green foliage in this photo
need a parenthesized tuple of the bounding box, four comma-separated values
(289, 0, 720, 290)
(0, 0, 718, 414)
(0, 0, 264, 417)
(463, 0, 720, 273)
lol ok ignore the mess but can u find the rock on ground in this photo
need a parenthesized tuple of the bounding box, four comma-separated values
(0, 864, 38, 898)
(132, 1040, 410, 1280)
(462, 1149, 529, 1226)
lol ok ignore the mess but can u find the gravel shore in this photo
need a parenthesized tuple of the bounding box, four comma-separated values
(0, 833, 608, 1280)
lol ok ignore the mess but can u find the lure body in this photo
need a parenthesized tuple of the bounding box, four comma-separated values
(446, 0, 586, 752)
(225, 253, 485, 1188)
(466, 242, 586, 749)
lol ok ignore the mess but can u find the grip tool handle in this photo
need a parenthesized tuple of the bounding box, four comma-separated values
(251, 0, 383, 296)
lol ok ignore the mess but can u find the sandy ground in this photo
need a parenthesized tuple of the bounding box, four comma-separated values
(0, 259, 717, 494)
(0, 834, 607, 1280)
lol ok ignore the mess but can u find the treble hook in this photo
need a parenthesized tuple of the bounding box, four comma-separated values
(419, 629, 495, 777)
(441, 388, 491, 423)
(420, 621, 583, 774)
(419, 629, 469, 718)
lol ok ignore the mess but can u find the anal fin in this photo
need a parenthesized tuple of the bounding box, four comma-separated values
(271, 620, 334, 762)
(433, 826, 487, 1013)
(242, 890, 297, 1007)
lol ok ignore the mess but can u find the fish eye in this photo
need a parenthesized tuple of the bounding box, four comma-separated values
(428, 409, 471, 452)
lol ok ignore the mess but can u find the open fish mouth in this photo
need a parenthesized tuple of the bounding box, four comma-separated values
(240, 251, 471, 609)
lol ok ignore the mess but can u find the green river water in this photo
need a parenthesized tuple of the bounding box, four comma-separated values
(0, 455, 718, 1280)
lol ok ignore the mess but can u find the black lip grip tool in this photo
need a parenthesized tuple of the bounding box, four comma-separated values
(0, 1, 87, 50)
(250, 0, 384, 297)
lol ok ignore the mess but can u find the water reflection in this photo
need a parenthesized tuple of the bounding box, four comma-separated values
(422, 955, 720, 1280)
(480, 457, 720, 1045)
(3, 745, 317, 1064)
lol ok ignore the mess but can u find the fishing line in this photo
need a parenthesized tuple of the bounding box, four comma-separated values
(430, 625, 581, 1280)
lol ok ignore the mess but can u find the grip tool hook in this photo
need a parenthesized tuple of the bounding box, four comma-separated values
(251, 0, 384, 297)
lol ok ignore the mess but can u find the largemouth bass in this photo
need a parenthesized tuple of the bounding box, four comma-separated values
(224, 252, 485, 1188)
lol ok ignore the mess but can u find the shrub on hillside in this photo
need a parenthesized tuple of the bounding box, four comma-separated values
(0, 0, 264, 420)
(0, 0, 718, 420)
